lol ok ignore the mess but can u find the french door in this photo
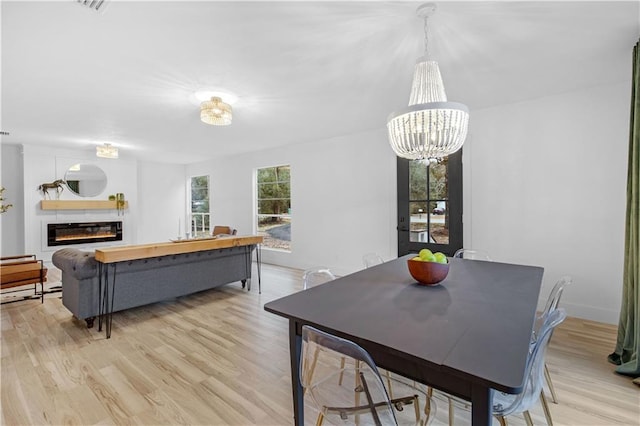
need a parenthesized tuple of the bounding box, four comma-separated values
(397, 151, 463, 257)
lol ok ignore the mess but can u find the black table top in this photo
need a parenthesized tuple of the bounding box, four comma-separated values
(264, 255, 544, 393)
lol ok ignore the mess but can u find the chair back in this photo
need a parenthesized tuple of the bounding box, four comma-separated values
(493, 308, 567, 417)
(534, 276, 572, 338)
(301, 325, 398, 425)
(541, 276, 572, 317)
(212, 226, 237, 236)
(453, 249, 492, 261)
(362, 253, 384, 268)
(302, 268, 336, 290)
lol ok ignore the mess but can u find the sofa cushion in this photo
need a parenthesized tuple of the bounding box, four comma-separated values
(52, 248, 98, 280)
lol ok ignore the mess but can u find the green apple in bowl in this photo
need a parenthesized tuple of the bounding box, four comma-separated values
(433, 252, 448, 264)
(418, 248, 432, 258)
(419, 249, 435, 262)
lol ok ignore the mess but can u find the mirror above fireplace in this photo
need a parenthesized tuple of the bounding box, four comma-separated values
(64, 164, 107, 197)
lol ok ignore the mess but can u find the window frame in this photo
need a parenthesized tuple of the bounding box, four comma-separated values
(255, 164, 292, 252)
(189, 175, 211, 238)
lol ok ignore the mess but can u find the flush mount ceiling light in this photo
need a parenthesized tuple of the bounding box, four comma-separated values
(193, 90, 239, 106)
(387, 3, 469, 163)
(96, 143, 118, 159)
(200, 96, 232, 126)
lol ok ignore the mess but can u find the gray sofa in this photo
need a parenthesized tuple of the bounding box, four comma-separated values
(52, 245, 254, 328)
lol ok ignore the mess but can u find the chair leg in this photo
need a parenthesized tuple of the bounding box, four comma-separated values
(384, 369, 393, 399)
(540, 390, 554, 426)
(544, 363, 558, 404)
(495, 415, 508, 426)
(338, 356, 346, 385)
(316, 412, 324, 426)
(355, 361, 361, 423)
(422, 392, 432, 424)
(303, 347, 320, 396)
(430, 386, 456, 426)
(412, 395, 421, 424)
(448, 397, 455, 426)
(523, 410, 534, 426)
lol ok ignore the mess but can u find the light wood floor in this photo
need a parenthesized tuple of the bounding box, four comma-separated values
(1, 263, 638, 425)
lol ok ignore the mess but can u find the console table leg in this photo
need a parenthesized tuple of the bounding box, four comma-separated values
(106, 263, 116, 339)
(244, 245, 252, 292)
(257, 244, 262, 294)
(98, 263, 104, 331)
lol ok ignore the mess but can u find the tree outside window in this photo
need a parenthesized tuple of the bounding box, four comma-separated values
(256, 165, 291, 251)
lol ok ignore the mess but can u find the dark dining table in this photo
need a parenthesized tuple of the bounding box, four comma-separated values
(264, 254, 544, 426)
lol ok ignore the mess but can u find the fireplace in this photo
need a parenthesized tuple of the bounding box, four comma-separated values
(47, 221, 123, 246)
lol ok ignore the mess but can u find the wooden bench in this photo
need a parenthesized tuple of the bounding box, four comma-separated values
(1, 255, 48, 303)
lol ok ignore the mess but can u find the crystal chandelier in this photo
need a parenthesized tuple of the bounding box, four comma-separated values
(96, 143, 118, 159)
(387, 3, 469, 162)
(200, 96, 232, 126)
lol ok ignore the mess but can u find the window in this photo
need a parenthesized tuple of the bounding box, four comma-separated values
(397, 152, 462, 256)
(256, 165, 291, 251)
(190, 175, 210, 238)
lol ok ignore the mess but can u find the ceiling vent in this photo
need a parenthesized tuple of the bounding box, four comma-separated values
(77, 0, 108, 13)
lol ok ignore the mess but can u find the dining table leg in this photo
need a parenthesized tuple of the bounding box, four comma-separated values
(289, 320, 304, 426)
(471, 383, 492, 426)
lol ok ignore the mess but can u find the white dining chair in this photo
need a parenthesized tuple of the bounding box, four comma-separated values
(301, 324, 437, 425)
(534, 276, 572, 405)
(362, 253, 384, 268)
(453, 249, 492, 261)
(302, 268, 336, 290)
(443, 309, 567, 426)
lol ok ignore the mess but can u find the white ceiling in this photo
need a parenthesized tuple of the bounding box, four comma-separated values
(2, 1, 639, 164)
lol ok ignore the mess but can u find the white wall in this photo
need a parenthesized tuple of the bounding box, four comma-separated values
(187, 128, 398, 276)
(1, 144, 25, 256)
(465, 82, 630, 324)
(136, 161, 186, 244)
(20, 145, 140, 261)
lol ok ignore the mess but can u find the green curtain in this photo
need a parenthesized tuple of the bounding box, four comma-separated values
(608, 39, 640, 384)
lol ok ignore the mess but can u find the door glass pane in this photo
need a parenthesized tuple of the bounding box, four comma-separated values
(409, 201, 431, 243)
(429, 158, 448, 200)
(409, 161, 428, 200)
(429, 201, 449, 244)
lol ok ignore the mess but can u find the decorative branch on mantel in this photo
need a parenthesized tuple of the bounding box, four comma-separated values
(0, 187, 13, 213)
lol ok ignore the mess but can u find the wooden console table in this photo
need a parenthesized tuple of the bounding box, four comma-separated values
(95, 235, 263, 338)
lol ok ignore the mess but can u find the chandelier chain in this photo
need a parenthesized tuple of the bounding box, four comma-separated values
(423, 14, 430, 57)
